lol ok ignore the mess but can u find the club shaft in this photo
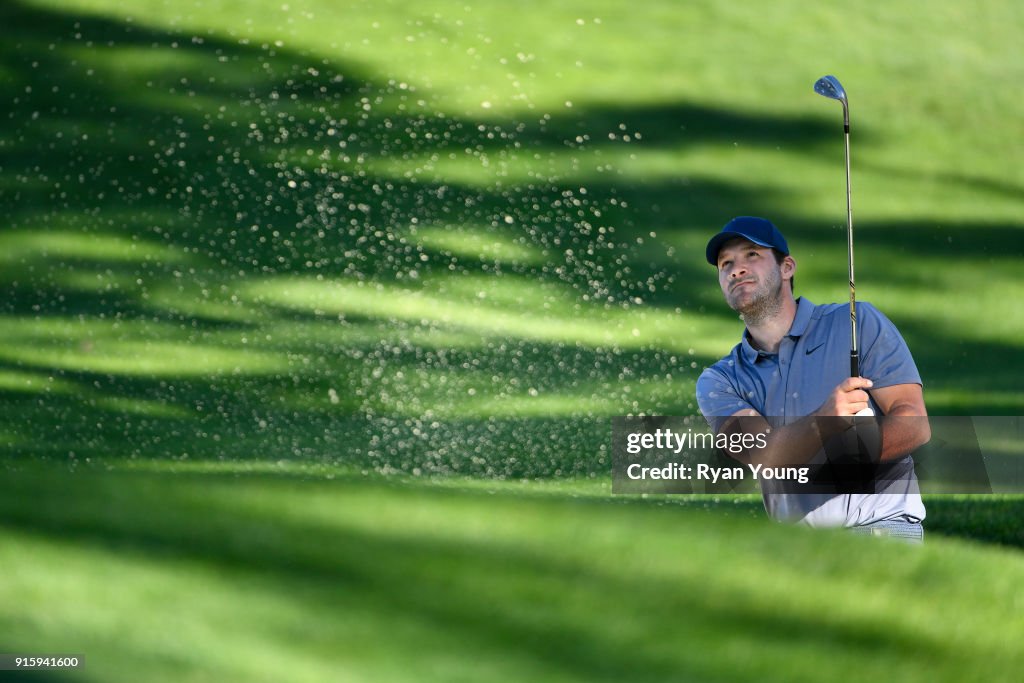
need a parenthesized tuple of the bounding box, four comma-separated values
(843, 110, 858, 377)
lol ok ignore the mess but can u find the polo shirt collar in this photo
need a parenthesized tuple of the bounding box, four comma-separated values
(789, 296, 815, 337)
(739, 297, 816, 363)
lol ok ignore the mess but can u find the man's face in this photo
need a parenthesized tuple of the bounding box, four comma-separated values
(715, 238, 784, 315)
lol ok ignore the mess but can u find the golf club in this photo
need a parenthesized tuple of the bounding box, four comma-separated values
(814, 74, 873, 417)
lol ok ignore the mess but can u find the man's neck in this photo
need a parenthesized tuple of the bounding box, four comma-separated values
(745, 296, 798, 354)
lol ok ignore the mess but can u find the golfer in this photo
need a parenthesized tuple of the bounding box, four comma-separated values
(696, 216, 930, 540)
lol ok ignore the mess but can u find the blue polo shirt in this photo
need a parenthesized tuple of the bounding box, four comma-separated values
(696, 297, 925, 527)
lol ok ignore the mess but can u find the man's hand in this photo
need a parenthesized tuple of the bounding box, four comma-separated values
(815, 377, 874, 417)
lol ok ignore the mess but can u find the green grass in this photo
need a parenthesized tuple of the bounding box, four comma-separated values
(2, 0, 1024, 680)
(0, 0, 1021, 423)
(2, 464, 1024, 683)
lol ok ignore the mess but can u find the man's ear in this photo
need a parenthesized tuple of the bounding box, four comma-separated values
(782, 255, 796, 280)
(782, 255, 798, 278)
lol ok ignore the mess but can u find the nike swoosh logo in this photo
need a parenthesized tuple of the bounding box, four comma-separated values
(805, 342, 825, 355)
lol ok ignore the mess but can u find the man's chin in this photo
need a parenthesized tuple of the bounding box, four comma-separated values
(727, 294, 755, 312)
(730, 296, 780, 323)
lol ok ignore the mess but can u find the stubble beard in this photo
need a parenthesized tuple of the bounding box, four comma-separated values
(728, 267, 784, 327)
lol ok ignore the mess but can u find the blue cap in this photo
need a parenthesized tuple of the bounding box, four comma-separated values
(705, 216, 789, 265)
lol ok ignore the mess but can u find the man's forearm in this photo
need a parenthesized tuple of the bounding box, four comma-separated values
(718, 396, 930, 468)
(876, 405, 931, 462)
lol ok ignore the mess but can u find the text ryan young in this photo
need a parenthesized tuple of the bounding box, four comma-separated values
(626, 462, 811, 484)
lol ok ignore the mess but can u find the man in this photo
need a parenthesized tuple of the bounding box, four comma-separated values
(696, 216, 930, 540)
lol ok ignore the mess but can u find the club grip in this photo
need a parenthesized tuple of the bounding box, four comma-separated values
(850, 351, 859, 378)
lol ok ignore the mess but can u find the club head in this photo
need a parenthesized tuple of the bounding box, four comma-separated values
(814, 75, 847, 104)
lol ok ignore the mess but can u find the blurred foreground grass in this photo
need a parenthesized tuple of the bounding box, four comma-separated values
(2, 464, 1024, 683)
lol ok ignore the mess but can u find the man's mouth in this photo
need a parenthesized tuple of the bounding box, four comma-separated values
(731, 279, 755, 291)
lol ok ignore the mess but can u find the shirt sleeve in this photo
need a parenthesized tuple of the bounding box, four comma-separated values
(857, 302, 922, 388)
(696, 364, 757, 433)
